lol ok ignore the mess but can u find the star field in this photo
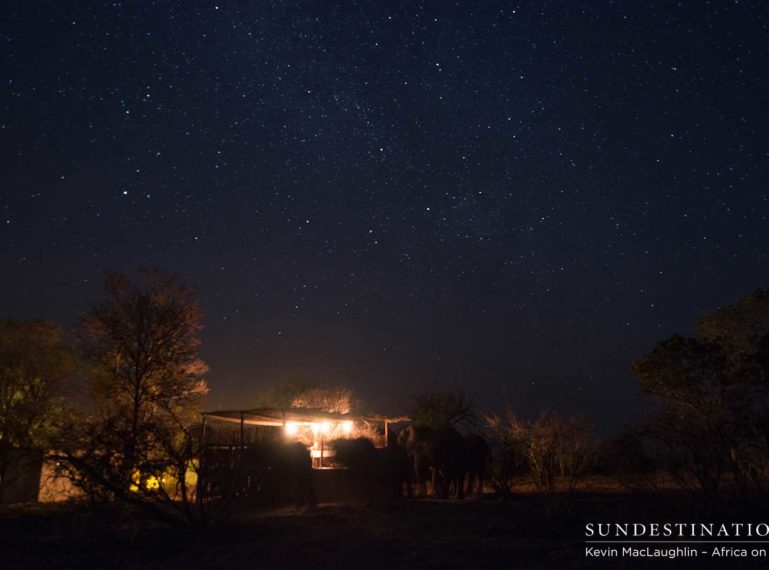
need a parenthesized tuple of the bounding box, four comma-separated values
(2, 1, 768, 428)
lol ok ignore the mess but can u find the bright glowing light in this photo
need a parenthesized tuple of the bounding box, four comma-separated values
(129, 470, 160, 492)
(285, 421, 298, 436)
(342, 420, 354, 434)
(311, 421, 332, 435)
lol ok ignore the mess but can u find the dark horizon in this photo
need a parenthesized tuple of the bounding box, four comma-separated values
(2, 2, 768, 432)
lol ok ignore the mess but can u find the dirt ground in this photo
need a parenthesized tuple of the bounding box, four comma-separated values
(2, 489, 768, 569)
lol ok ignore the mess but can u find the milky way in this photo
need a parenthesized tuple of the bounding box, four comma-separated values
(2, 2, 768, 428)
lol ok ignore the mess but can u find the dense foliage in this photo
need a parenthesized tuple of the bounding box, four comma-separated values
(632, 289, 769, 495)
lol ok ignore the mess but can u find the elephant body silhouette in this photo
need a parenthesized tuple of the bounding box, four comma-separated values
(397, 425, 485, 499)
(398, 425, 464, 499)
(461, 433, 490, 497)
(331, 437, 411, 501)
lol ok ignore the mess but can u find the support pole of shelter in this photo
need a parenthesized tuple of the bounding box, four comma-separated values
(239, 412, 245, 453)
(197, 415, 207, 504)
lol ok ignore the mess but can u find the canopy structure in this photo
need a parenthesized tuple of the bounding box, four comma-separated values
(202, 407, 409, 428)
(201, 407, 410, 468)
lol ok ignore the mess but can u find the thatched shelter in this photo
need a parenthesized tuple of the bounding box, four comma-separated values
(201, 408, 408, 468)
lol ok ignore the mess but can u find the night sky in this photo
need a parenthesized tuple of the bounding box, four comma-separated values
(2, 1, 768, 430)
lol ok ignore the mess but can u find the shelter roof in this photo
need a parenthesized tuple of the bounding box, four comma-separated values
(202, 407, 409, 427)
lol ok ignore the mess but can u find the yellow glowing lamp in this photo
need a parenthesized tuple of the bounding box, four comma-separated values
(342, 420, 354, 434)
(285, 421, 299, 436)
(129, 470, 160, 492)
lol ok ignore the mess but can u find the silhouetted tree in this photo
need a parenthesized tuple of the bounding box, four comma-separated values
(632, 290, 769, 495)
(558, 416, 598, 491)
(695, 289, 769, 385)
(632, 334, 730, 494)
(255, 377, 357, 413)
(410, 389, 477, 429)
(485, 409, 596, 492)
(0, 320, 76, 499)
(61, 268, 208, 524)
(597, 427, 659, 492)
(484, 408, 529, 492)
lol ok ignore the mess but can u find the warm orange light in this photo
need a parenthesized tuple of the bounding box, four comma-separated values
(311, 421, 332, 435)
(342, 420, 354, 434)
(285, 421, 299, 436)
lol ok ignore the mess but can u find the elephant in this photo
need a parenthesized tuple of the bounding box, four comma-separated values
(397, 426, 490, 499)
(378, 436, 413, 499)
(396, 425, 435, 497)
(397, 425, 465, 498)
(331, 437, 411, 502)
(237, 441, 315, 507)
(461, 434, 490, 497)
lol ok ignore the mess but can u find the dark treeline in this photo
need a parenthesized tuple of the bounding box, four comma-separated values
(478, 289, 769, 500)
(2, 268, 769, 528)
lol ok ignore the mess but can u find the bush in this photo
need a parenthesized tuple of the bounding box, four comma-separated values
(485, 409, 597, 492)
